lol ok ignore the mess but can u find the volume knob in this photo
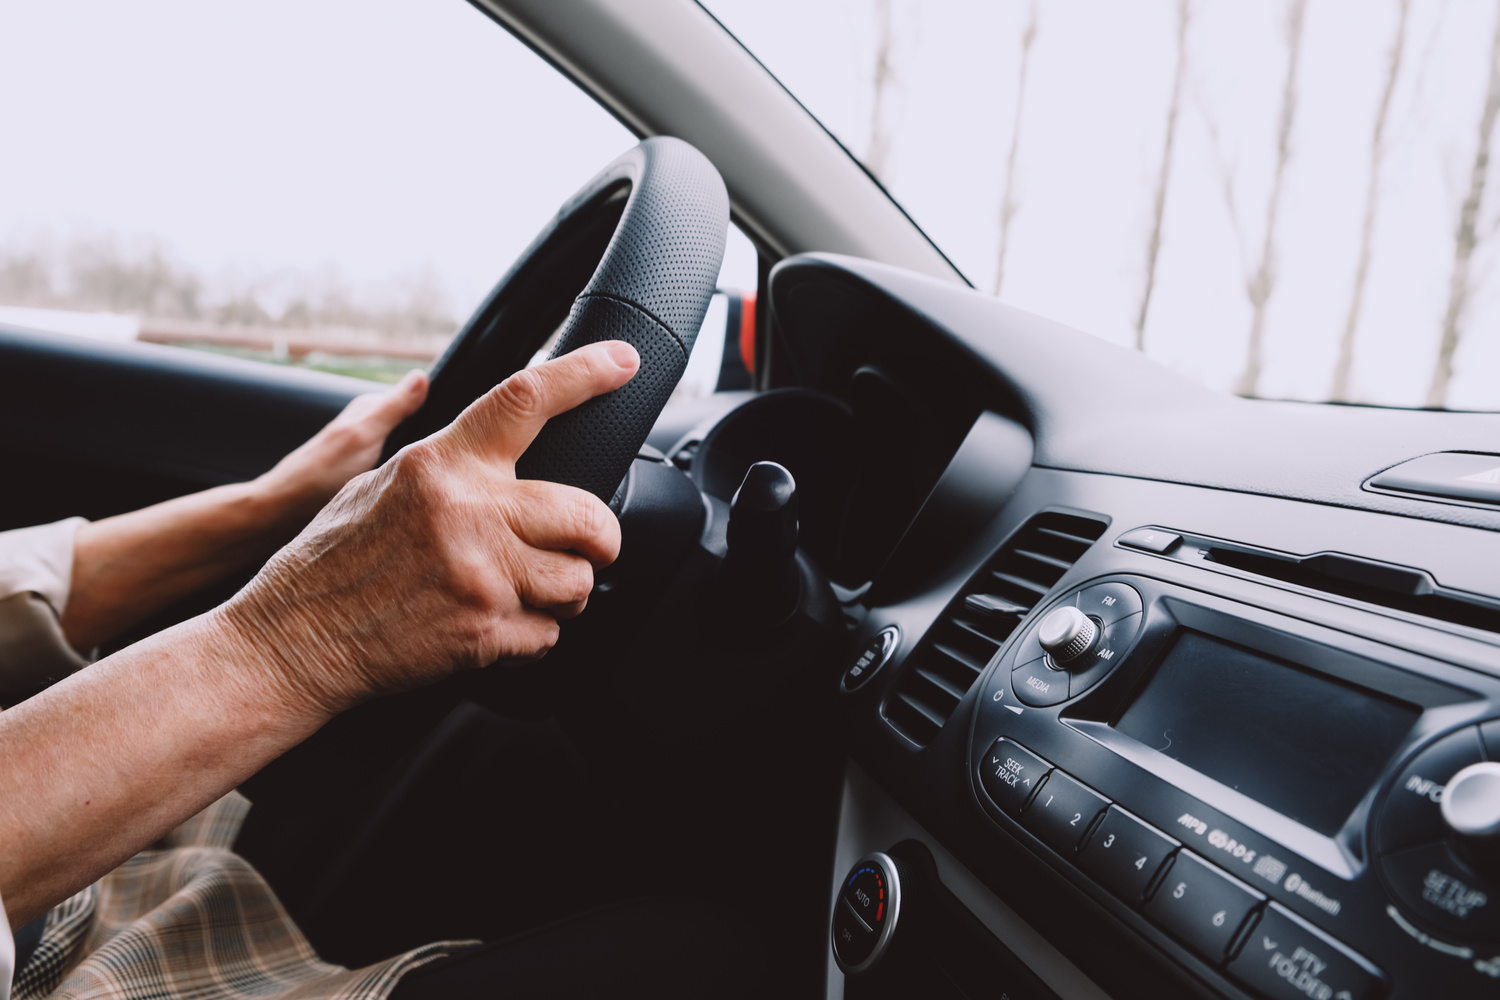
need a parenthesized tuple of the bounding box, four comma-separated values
(1037, 606, 1099, 667)
(1442, 762, 1500, 839)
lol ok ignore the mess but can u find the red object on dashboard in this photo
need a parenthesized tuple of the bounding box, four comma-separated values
(739, 291, 757, 375)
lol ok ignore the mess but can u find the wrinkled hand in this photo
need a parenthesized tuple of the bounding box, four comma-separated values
(257, 368, 430, 521)
(217, 341, 640, 717)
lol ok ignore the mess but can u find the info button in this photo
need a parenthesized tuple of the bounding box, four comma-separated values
(1228, 904, 1386, 1000)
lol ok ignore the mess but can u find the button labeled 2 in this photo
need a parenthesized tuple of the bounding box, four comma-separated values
(1021, 771, 1110, 854)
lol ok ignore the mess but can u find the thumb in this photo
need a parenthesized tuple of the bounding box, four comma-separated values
(372, 369, 429, 431)
(342, 368, 429, 436)
(448, 341, 639, 464)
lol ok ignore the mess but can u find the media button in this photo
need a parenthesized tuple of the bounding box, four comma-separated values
(1012, 657, 1068, 706)
(1079, 807, 1179, 905)
(1376, 726, 1486, 854)
(1145, 851, 1265, 963)
(979, 738, 1052, 815)
(1020, 771, 1110, 855)
(1228, 904, 1386, 1000)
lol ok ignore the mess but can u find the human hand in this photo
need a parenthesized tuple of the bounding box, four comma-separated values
(215, 341, 641, 718)
(256, 368, 430, 522)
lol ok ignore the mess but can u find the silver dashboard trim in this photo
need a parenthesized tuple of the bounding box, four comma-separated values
(826, 758, 1111, 1000)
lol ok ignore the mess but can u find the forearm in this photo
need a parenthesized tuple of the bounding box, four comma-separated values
(61, 481, 301, 652)
(0, 610, 324, 928)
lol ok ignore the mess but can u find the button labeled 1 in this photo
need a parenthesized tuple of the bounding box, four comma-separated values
(1145, 851, 1264, 962)
(1021, 771, 1110, 854)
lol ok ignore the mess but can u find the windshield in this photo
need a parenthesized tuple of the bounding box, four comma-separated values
(702, 0, 1500, 411)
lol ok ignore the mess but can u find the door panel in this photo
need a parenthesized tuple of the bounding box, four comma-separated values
(0, 324, 366, 530)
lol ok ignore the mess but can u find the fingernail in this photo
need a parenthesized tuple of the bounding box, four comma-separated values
(606, 341, 639, 369)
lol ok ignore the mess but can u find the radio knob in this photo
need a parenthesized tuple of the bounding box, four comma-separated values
(1442, 762, 1500, 839)
(1442, 761, 1500, 882)
(1037, 606, 1099, 668)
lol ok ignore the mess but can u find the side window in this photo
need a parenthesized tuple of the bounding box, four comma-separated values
(0, 0, 754, 389)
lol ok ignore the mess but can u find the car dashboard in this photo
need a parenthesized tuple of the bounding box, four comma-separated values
(689, 253, 1500, 1000)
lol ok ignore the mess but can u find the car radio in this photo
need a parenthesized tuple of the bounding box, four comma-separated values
(966, 574, 1500, 1000)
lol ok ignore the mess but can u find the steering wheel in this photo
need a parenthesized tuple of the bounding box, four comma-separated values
(382, 136, 730, 502)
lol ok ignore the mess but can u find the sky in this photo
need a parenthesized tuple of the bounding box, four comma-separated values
(2, 0, 1497, 409)
(706, 0, 1500, 411)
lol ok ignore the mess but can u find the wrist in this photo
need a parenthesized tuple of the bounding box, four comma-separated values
(202, 589, 349, 733)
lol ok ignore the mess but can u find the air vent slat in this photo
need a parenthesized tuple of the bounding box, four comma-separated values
(931, 643, 988, 674)
(895, 691, 949, 727)
(914, 667, 969, 701)
(882, 510, 1108, 747)
(950, 618, 1005, 646)
(1034, 526, 1100, 547)
(990, 571, 1050, 597)
(1013, 548, 1073, 571)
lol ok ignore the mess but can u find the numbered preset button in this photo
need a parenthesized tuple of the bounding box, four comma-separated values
(1078, 806, 1179, 904)
(1144, 850, 1265, 963)
(1021, 771, 1111, 854)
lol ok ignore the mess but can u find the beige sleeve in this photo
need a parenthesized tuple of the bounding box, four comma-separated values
(0, 518, 92, 696)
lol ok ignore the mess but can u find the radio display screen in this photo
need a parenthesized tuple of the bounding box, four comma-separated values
(1113, 631, 1419, 836)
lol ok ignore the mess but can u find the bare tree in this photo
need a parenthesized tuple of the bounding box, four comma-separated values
(1330, 0, 1411, 402)
(1234, 0, 1309, 399)
(867, 0, 897, 181)
(1134, 0, 1193, 349)
(993, 0, 1039, 296)
(1426, 0, 1500, 408)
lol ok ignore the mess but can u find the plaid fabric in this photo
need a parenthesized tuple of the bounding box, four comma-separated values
(13, 794, 465, 1000)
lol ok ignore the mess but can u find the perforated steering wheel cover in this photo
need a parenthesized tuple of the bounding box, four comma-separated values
(514, 136, 729, 500)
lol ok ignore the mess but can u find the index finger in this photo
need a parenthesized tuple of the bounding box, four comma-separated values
(448, 340, 640, 464)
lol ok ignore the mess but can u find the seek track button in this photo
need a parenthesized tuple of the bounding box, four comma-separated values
(979, 738, 1052, 815)
(1227, 903, 1386, 1000)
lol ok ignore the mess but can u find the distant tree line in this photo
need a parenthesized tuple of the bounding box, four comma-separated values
(0, 233, 460, 344)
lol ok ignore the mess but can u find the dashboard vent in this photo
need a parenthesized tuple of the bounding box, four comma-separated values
(882, 511, 1107, 747)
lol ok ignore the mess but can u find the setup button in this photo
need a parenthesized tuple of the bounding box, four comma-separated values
(1380, 841, 1499, 940)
